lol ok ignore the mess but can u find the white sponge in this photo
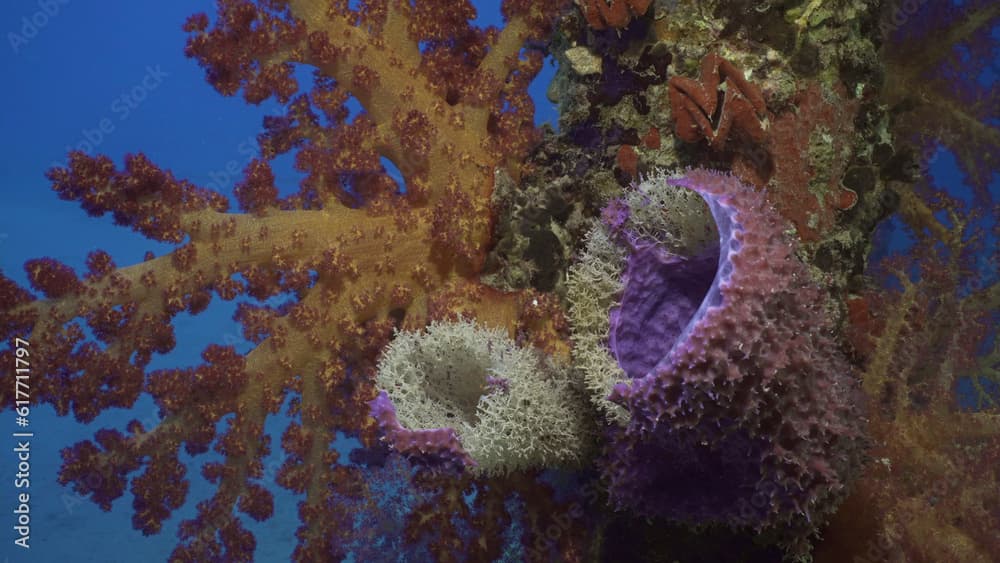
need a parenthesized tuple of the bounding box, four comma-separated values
(375, 319, 592, 475)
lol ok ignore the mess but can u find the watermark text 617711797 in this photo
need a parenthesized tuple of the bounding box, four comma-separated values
(11, 337, 33, 550)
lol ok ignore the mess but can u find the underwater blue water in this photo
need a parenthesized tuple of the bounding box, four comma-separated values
(0, 1, 994, 562)
(0, 2, 557, 561)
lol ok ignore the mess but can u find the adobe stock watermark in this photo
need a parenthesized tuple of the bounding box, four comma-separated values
(50, 64, 170, 169)
(7, 0, 70, 54)
(206, 136, 257, 193)
(906, 130, 947, 182)
(729, 478, 781, 530)
(523, 480, 601, 560)
(879, 0, 930, 37)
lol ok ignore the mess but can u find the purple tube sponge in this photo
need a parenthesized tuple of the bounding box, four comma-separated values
(608, 244, 717, 379)
(570, 169, 866, 556)
(369, 391, 475, 472)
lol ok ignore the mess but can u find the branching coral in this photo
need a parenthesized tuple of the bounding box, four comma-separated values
(0, 1, 571, 559)
(1, 0, 995, 560)
(809, 3, 1000, 559)
(577, 0, 652, 31)
(816, 187, 1000, 563)
(881, 0, 1000, 206)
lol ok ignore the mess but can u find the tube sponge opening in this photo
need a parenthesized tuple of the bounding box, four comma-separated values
(584, 168, 866, 556)
(372, 319, 592, 475)
(609, 245, 718, 379)
(567, 169, 721, 421)
(568, 168, 866, 557)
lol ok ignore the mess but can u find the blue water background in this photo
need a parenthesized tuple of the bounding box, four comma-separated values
(0, 2, 557, 561)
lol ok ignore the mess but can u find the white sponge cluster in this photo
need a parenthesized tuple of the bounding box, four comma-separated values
(565, 227, 631, 424)
(375, 319, 592, 475)
(624, 170, 718, 257)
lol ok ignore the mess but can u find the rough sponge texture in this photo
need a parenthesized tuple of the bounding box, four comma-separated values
(566, 227, 630, 422)
(609, 245, 717, 379)
(576, 169, 866, 556)
(372, 320, 592, 475)
(621, 170, 718, 257)
(567, 170, 719, 422)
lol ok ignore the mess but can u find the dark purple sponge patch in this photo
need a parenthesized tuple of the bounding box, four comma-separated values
(609, 244, 718, 379)
(605, 422, 768, 523)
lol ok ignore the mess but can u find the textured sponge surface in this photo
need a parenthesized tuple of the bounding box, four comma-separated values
(609, 245, 717, 379)
(568, 169, 866, 556)
(374, 320, 592, 475)
(568, 169, 721, 420)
